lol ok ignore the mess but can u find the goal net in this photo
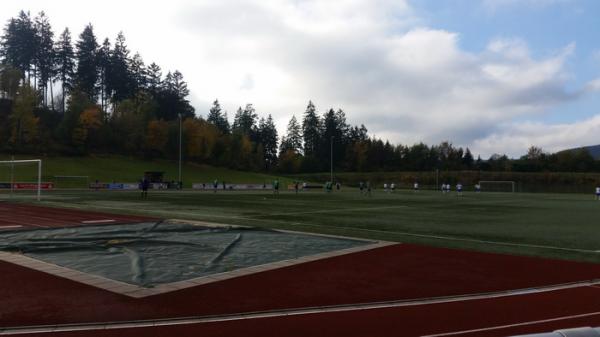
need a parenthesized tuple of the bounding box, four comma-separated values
(0, 159, 44, 201)
(479, 180, 515, 193)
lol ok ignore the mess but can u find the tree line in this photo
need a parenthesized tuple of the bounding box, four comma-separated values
(1, 10, 598, 174)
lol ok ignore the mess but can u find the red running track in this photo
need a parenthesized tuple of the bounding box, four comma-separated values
(11, 287, 600, 337)
(2, 244, 600, 335)
(0, 203, 156, 229)
(1, 203, 600, 336)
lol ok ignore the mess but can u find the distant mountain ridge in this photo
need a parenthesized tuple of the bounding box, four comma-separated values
(560, 144, 600, 160)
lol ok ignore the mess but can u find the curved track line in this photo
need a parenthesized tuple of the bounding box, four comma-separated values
(420, 311, 600, 337)
(2, 280, 600, 335)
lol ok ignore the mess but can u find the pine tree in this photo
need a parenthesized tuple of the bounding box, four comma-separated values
(232, 104, 257, 137)
(96, 38, 111, 113)
(463, 147, 474, 169)
(55, 27, 75, 112)
(258, 114, 278, 170)
(1, 11, 37, 81)
(146, 62, 162, 94)
(207, 99, 230, 134)
(302, 100, 321, 157)
(33, 11, 55, 107)
(171, 70, 189, 98)
(279, 115, 302, 154)
(107, 31, 132, 103)
(155, 70, 194, 120)
(75, 24, 99, 101)
(129, 52, 147, 93)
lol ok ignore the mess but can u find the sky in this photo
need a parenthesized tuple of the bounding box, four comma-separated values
(2, 0, 600, 158)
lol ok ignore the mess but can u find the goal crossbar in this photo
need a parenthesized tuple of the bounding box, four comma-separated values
(0, 159, 42, 201)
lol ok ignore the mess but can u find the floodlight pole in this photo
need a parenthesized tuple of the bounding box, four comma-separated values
(178, 113, 182, 190)
(330, 136, 334, 184)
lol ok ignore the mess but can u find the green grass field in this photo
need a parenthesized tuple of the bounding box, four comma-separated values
(6, 187, 600, 263)
(0, 155, 291, 187)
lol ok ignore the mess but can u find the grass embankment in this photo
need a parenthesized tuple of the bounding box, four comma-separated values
(0, 155, 290, 188)
(28, 188, 600, 264)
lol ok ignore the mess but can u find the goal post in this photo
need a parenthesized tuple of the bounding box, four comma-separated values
(478, 180, 516, 193)
(0, 159, 42, 201)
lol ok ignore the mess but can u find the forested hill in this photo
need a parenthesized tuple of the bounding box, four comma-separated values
(1, 10, 599, 175)
(559, 145, 600, 160)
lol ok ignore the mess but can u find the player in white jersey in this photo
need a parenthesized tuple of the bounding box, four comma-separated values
(383, 183, 388, 193)
(474, 183, 481, 193)
(456, 183, 463, 196)
(390, 183, 396, 193)
(413, 182, 419, 192)
(596, 186, 600, 200)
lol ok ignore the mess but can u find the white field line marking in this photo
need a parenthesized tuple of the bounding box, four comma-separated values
(2, 282, 600, 335)
(420, 311, 600, 337)
(39, 201, 600, 254)
(315, 225, 600, 254)
(254, 205, 408, 217)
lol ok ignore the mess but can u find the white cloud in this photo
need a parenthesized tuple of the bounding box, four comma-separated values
(170, 1, 585, 156)
(1, 0, 596, 158)
(472, 115, 600, 157)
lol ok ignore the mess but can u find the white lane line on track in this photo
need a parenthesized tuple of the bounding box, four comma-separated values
(81, 219, 116, 224)
(2, 281, 600, 335)
(420, 311, 600, 337)
(0, 225, 23, 229)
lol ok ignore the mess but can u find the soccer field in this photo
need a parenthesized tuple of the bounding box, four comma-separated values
(14, 188, 600, 264)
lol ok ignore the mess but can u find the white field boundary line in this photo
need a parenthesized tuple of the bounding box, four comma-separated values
(2, 281, 600, 335)
(420, 311, 600, 337)
(249, 205, 408, 217)
(39, 201, 600, 255)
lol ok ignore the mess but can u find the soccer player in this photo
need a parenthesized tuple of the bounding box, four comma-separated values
(141, 177, 149, 199)
(413, 182, 419, 192)
(391, 183, 396, 193)
(359, 181, 364, 195)
(383, 183, 388, 193)
(273, 179, 280, 194)
(366, 181, 372, 196)
(456, 182, 463, 196)
(294, 181, 299, 194)
(213, 179, 218, 193)
(475, 183, 481, 193)
(596, 186, 600, 200)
